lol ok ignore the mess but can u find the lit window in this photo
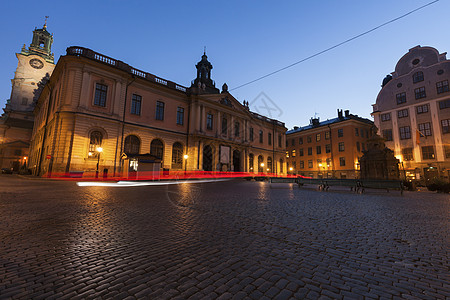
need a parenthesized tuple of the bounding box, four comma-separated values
(316, 134, 320, 142)
(402, 148, 414, 161)
(292, 150, 296, 157)
(418, 122, 432, 137)
(89, 131, 103, 158)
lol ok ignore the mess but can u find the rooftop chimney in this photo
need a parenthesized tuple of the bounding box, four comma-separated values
(345, 110, 350, 117)
(337, 109, 343, 119)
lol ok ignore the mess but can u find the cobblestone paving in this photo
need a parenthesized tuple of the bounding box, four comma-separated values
(0, 175, 449, 299)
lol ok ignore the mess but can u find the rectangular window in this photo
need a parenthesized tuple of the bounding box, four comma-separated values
(268, 132, 272, 145)
(286, 151, 289, 158)
(422, 146, 435, 160)
(418, 122, 432, 136)
(316, 134, 321, 142)
(316, 146, 321, 154)
(249, 128, 254, 141)
(441, 119, 450, 134)
(156, 101, 165, 120)
(326, 158, 331, 168)
(355, 128, 359, 136)
(436, 80, 449, 94)
(235, 122, 240, 137)
(317, 159, 322, 167)
(338, 142, 345, 152)
(356, 141, 360, 152)
(439, 99, 450, 109)
(131, 94, 142, 115)
(362, 143, 366, 151)
(325, 144, 331, 153)
(399, 126, 411, 140)
(308, 160, 313, 168)
(445, 145, 450, 159)
(299, 161, 304, 169)
(259, 130, 263, 143)
(413, 72, 424, 83)
(299, 137, 303, 145)
(397, 109, 408, 118)
(337, 129, 343, 137)
(307, 136, 312, 143)
(325, 131, 330, 140)
(381, 113, 391, 122)
(94, 83, 107, 107)
(382, 129, 393, 141)
(396, 92, 406, 104)
(292, 150, 296, 157)
(416, 104, 429, 114)
(278, 135, 282, 148)
(339, 157, 346, 166)
(307, 147, 312, 155)
(414, 87, 426, 99)
(207, 113, 213, 130)
(176, 107, 184, 125)
(299, 148, 304, 156)
(361, 129, 365, 138)
(222, 118, 228, 135)
(291, 139, 295, 146)
(402, 148, 414, 161)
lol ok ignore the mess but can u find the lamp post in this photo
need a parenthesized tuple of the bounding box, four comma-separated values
(183, 154, 188, 176)
(96, 147, 103, 178)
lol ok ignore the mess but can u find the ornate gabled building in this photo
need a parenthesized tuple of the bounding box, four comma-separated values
(372, 46, 450, 183)
(0, 20, 55, 172)
(29, 46, 287, 177)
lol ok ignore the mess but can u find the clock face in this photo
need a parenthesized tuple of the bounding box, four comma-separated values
(29, 58, 44, 69)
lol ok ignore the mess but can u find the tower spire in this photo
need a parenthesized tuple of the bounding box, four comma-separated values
(204, 46, 206, 55)
(44, 16, 49, 30)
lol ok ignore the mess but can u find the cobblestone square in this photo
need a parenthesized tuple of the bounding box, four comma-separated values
(0, 176, 448, 299)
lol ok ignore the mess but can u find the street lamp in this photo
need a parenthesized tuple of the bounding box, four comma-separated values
(96, 147, 103, 178)
(184, 154, 188, 175)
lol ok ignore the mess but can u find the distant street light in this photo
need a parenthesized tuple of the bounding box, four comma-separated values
(96, 147, 103, 178)
(184, 154, 188, 175)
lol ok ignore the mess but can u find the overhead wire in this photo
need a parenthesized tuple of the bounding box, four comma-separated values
(230, 0, 440, 91)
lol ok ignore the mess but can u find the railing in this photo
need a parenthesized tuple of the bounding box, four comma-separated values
(66, 46, 188, 93)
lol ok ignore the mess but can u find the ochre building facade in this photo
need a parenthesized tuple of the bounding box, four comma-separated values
(286, 110, 374, 179)
(29, 47, 287, 177)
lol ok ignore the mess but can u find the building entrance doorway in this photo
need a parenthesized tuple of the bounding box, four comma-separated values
(203, 145, 213, 171)
(233, 150, 241, 172)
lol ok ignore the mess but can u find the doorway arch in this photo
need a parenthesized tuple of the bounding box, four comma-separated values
(203, 145, 213, 171)
(233, 150, 241, 172)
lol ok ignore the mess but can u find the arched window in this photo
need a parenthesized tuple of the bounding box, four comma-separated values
(124, 135, 140, 154)
(413, 71, 424, 83)
(150, 139, 164, 160)
(258, 155, 264, 173)
(172, 142, 184, 169)
(89, 131, 103, 158)
(249, 154, 254, 172)
(267, 157, 273, 173)
(280, 158, 284, 173)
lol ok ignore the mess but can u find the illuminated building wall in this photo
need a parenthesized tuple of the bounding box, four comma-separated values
(373, 46, 450, 183)
(286, 110, 374, 179)
(29, 47, 287, 177)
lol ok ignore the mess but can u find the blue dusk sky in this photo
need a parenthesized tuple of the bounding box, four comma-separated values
(1, 0, 449, 130)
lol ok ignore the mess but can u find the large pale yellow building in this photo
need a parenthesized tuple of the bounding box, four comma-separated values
(373, 46, 450, 183)
(29, 47, 286, 177)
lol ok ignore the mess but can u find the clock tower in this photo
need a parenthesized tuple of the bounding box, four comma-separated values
(0, 19, 56, 172)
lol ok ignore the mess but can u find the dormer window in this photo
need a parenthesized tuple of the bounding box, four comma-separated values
(413, 71, 424, 83)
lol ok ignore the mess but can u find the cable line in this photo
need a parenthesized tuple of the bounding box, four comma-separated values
(230, 0, 439, 91)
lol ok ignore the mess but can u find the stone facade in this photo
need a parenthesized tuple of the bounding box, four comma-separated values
(29, 47, 286, 177)
(372, 45, 450, 183)
(0, 21, 55, 171)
